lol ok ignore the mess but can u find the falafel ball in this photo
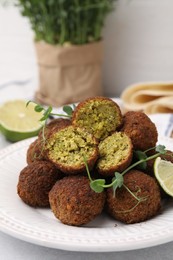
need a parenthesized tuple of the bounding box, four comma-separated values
(38, 118, 71, 139)
(17, 161, 64, 207)
(26, 119, 71, 165)
(72, 96, 123, 140)
(97, 132, 133, 177)
(26, 138, 46, 164)
(46, 125, 99, 174)
(106, 170, 161, 224)
(49, 175, 106, 226)
(121, 111, 158, 151)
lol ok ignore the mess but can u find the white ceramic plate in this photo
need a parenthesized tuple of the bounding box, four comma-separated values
(0, 136, 173, 252)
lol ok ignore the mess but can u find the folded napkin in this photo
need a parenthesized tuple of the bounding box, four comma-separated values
(121, 82, 173, 114)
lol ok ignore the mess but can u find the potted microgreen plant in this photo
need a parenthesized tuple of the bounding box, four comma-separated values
(12, 0, 118, 106)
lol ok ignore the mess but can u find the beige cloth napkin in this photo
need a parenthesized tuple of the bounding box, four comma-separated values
(121, 82, 173, 114)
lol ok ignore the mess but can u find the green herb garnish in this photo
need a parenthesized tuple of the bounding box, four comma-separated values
(84, 144, 166, 212)
(26, 101, 74, 122)
(63, 105, 75, 117)
(84, 144, 166, 194)
(26, 101, 74, 144)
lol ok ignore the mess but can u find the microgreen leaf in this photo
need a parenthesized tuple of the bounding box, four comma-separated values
(26, 100, 32, 107)
(34, 104, 45, 112)
(40, 106, 52, 121)
(134, 150, 147, 161)
(26, 100, 45, 114)
(112, 172, 124, 196)
(90, 179, 105, 193)
(72, 103, 76, 110)
(63, 105, 73, 116)
(134, 150, 147, 170)
(156, 144, 166, 154)
(114, 172, 124, 188)
(83, 156, 105, 193)
(27, 101, 73, 120)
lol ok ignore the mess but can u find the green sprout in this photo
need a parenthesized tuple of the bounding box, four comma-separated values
(84, 144, 166, 194)
(26, 101, 74, 122)
(84, 145, 166, 212)
(26, 101, 75, 155)
(113, 183, 149, 214)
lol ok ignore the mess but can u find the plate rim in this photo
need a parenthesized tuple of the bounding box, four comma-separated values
(0, 137, 173, 252)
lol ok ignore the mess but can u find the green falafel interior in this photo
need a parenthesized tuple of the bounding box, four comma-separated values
(46, 126, 98, 174)
(97, 132, 133, 174)
(72, 97, 123, 140)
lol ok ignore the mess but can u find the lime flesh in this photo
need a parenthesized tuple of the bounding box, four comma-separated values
(154, 157, 173, 197)
(0, 100, 44, 142)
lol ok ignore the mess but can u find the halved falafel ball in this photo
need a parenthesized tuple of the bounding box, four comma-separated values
(38, 118, 71, 139)
(17, 161, 64, 207)
(46, 125, 99, 174)
(26, 138, 46, 165)
(106, 170, 161, 224)
(49, 175, 106, 226)
(72, 97, 123, 140)
(97, 132, 133, 177)
(121, 111, 158, 151)
(26, 119, 71, 165)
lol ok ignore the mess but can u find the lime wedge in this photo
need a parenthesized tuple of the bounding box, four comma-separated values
(154, 157, 173, 197)
(0, 100, 44, 142)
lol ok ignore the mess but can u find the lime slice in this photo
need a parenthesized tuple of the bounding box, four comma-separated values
(0, 100, 44, 142)
(154, 157, 173, 197)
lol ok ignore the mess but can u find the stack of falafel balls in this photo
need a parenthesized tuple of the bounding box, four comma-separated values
(17, 97, 173, 226)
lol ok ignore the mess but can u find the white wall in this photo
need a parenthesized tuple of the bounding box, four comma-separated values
(0, 5, 37, 103)
(103, 0, 173, 96)
(1, 0, 173, 99)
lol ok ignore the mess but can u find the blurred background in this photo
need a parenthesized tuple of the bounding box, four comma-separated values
(1, 0, 173, 102)
(104, 0, 173, 96)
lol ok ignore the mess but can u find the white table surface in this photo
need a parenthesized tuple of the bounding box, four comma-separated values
(1, 4, 173, 260)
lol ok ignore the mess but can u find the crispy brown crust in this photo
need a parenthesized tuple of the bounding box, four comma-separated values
(120, 111, 158, 151)
(17, 161, 64, 207)
(72, 96, 122, 119)
(49, 175, 106, 226)
(72, 96, 123, 140)
(106, 170, 161, 224)
(26, 138, 46, 164)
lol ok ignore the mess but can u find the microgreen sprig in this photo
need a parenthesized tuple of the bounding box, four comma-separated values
(114, 184, 149, 214)
(26, 101, 75, 122)
(84, 155, 106, 193)
(26, 101, 75, 143)
(84, 144, 166, 194)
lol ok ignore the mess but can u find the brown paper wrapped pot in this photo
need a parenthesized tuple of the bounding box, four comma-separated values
(34, 41, 103, 107)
